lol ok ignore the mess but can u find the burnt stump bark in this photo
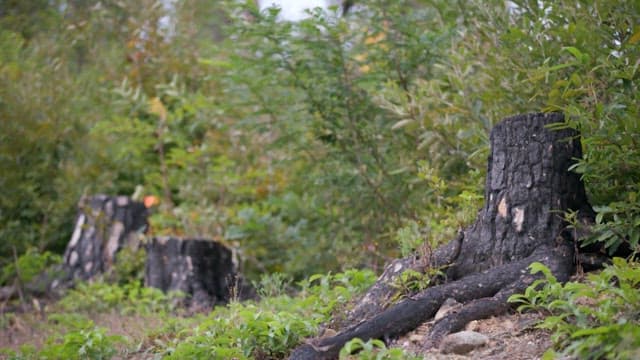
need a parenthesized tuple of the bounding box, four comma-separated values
(290, 112, 595, 359)
(145, 237, 251, 308)
(62, 195, 148, 281)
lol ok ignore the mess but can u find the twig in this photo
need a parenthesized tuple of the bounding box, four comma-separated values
(11, 246, 27, 311)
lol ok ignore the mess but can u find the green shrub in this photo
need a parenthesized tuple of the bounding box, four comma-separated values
(57, 280, 183, 315)
(110, 245, 147, 284)
(37, 327, 125, 360)
(254, 272, 293, 298)
(509, 259, 640, 359)
(339, 338, 421, 360)
(0, 248, 61, 286)
(3, 314, 124, 360)
(163, 269, 375, 359)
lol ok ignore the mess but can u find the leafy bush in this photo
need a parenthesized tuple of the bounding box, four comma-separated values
(57, 281, 183, 315)
(2, 313, 124, 360)
(509, 260, 640, 359)
(0, 248, 61, 286)
(254, 272, 293, 298)
(163, 269, 375, 359)
(220, 0, 489, 275)
(37, 327, 125, 360)
(110, 246, 146, 284)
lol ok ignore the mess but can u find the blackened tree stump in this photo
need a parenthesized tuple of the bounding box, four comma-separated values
(145, 237, 247, 308)
(62, 195, 148, 281)
(289, 113, 595, 359)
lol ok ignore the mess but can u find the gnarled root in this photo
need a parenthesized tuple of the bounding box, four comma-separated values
(288, 243, 574, 360)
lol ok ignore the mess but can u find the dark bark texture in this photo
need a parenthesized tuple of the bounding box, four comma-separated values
(62, 195, 148, 281)
(290, 113, 594, 359)
(145, 237, 250, 308)
(450, 112, 592, 278)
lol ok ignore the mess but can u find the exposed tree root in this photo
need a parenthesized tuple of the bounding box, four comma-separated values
(289, 243, 574, 360)
(343, 230, 464, 325)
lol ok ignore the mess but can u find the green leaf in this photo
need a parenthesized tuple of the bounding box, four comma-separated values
(571, 326, 613, 338)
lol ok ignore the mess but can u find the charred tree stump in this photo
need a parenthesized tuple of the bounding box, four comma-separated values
(62, 195, 148, 282)
(1, 195, 147, 301)
(145, 237, 247, 308)
(290, 112, 595, 359)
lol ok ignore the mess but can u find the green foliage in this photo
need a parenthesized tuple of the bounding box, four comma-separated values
(0, 26, 90, 257)
(0, 0, 637, 281)
(339, 338, 421, 360)
(254, 272, 293, 298)
(219, 0, 489, 273)
(110, 246, 146, 284)
(0, 0, 62, 40)
(394, 221, 423, 258)
(2, 1, 640, 357)
(509, 259, 640, 359)
(585, 201, 640, 255)
(0, 248, 61, 286)
(57, 281, 183, 316)
(162, 269, 375, 359)
(224, 193, 347, 278)
(47, 312, 95, 331)
(1, 270, 374, 359)
(37, 327, 124, 360)
(393, 268, 440, 296)
(2, 313, 123, 360)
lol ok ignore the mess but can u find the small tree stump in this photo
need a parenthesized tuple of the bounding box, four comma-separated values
(62, 195, 148, 281)
(145, 237, 244, 308)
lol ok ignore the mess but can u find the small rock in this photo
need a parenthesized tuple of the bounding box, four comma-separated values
(440, 331, 489, 355)
(516, 317, 539, 332)
(409, 334, 424, 343)
(434, 298, 462, 321)
(465, 320, 480, 332)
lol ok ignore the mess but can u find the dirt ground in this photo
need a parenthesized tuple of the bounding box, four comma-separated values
(394, 310, 553, 360)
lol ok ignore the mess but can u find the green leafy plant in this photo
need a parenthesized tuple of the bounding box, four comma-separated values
(509, 259, 640, 359)
(3, 313, 125, 360)
(394, 221, 424, 258)
(57, 280, 183, 315)
(161, 269, 375, 359)
(37, 326, 125, 360)
(339, 338, 421, 360)
(109, 245, 146, 284)
(583, 201, 640, 255)
(0, 248, 61, 286)
(394, 269, 434, 295)
(254, 272, 293, 298)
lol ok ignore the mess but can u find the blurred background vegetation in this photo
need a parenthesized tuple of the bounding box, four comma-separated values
(1, 0, 638, 283)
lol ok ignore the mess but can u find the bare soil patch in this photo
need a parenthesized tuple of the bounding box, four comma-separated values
(395, 311, 552, 359)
